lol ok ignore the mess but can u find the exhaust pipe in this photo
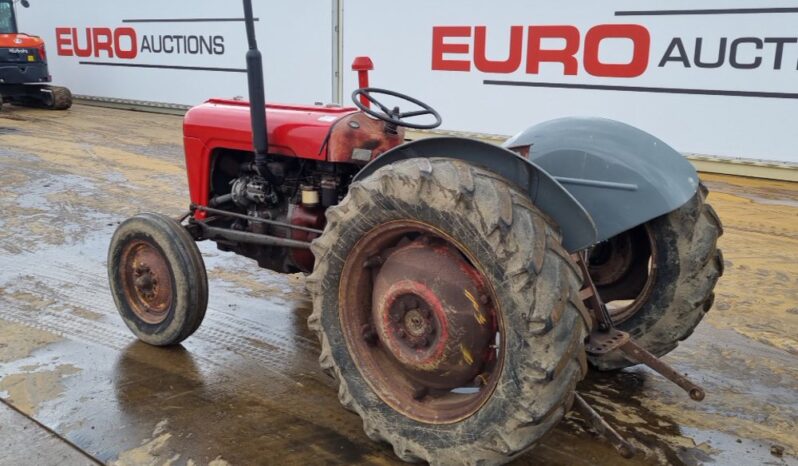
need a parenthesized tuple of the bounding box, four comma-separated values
(241, 0, 273, 181)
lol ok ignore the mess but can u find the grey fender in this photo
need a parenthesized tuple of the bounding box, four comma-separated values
(504, 117, 699, 243)
(353, 137, 598, 252)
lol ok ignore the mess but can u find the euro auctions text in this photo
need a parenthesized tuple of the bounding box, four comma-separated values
(432, 25, 798, 77)
(56, 27, 226, 58)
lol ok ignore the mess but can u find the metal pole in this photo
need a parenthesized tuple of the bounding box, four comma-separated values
(242, 0, 269, 174)
(331, 0, 343, 104)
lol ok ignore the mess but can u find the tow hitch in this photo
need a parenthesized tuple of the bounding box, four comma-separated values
(573, 252, 706, 458)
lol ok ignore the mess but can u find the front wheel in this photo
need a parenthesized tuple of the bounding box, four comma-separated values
(108, 213, 208, 346)
(588, 185, 723, 370)
(307, 158, 588, 465)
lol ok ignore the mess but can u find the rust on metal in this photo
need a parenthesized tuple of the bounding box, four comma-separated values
(338, 220, 503, 424)
(119, 240, 173, 325)
(370, 240, 493, 385)
(587, 225, 657, 324)
(577, 249, 707, 403)
(619, 339, 706, 401)
(287, 204, 325, 272)
(586, 328, 630, 355)
(326, 112, 406, 164)
(575, 251, 613, 331)
(573, 393, 637, 459)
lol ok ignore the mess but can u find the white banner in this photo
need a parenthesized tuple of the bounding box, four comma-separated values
(14, 1, 798, 164)
(17, 0, 333, 107)
(343, 0, 798, 163)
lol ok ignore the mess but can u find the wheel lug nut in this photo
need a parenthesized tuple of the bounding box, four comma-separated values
(479, 294, 489, 304)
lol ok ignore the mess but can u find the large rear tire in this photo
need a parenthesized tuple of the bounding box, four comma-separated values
(307, 158, 588, 465)
(588, 185, 723, 370)
(108, 213, 208, 346)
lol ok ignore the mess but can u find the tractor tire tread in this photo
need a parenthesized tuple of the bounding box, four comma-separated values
(590, 183, 723, 370)
(307, 158, 587, 465)
(108, 212, 207, 346)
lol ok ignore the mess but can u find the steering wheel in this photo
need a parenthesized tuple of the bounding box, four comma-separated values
(352, 88, 442, 130)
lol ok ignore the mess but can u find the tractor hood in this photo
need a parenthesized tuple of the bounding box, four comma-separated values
(505, 117, 699, 242)
(183, 99, 358, 160)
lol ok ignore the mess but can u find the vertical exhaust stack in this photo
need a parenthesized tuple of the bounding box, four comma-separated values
(242, 0, 270, 178)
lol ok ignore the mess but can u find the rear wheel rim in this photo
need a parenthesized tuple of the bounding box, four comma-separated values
(588, 225, 657, 324)
(339, 220, 504, 424)
(119, 239, 173, 325)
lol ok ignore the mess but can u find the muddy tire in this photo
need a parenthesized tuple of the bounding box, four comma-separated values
(306, 158, 588, 465)
(108, 213, 208, 346)
(589, 186, 723, 370)
(49, 86, 72, 110)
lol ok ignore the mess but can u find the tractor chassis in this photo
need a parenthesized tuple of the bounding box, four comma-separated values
(186, 204, 317, 250)
(175, 205, 707, 460)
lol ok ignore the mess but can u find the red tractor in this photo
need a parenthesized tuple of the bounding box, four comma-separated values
(0, 0, 71, 110)
(108, 1, 723, 464)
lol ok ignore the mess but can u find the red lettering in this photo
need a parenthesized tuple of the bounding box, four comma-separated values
(584, 24, 650, 77)
(432, 26, 471, 71)
(527, 26, 580, 75)
(114, 27, 138, 59)
(474, 26, 523, 73)
(55, 27, 73, 56)
(92, 27, 114, 58)
(71, 28, 92, 58)
(56, 27, 139, 59)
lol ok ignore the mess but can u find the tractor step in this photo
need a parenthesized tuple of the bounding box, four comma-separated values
(573, 393, 636, 459)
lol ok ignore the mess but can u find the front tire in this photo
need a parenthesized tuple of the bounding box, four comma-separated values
(307, 158, 588, 465)
(108, 213, 208, 346)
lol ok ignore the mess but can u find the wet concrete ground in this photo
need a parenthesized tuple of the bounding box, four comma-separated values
(0, 104, 795, 466)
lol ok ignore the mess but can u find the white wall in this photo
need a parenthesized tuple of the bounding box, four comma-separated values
(14, 0, 798, 164)
(17, 0, 333, 107)
(343, 0, 798, 163)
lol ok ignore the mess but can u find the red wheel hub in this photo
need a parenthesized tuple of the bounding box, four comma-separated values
(120, 240, 173, 325)
(372, 240, 494, 390)
(339, 221, 504, 424)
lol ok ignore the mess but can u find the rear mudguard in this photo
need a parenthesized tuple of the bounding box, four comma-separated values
(504, 117, 699, 243)
(353, 137, 598, 252)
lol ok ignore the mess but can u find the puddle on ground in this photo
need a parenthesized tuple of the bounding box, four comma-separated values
(0, 106, 795, 465)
